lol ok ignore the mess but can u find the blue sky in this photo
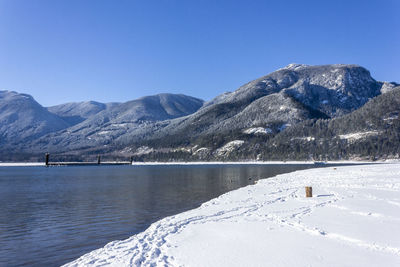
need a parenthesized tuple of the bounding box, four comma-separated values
(0, 0, 398, 106)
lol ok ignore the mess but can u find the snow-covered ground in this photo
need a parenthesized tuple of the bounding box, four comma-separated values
(0, 162, 45, 166)
(0, 160, 388, 167)
(339, 131, 380, 142)
(243, 127, 273, 135)
(65, 163, 400, 266)
(215, 140, 245, 156)
(131, 160, 318, 165)
(130, 161, 377, 165)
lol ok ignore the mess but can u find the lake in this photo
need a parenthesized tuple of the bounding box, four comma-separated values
(0, 164, 333, 266)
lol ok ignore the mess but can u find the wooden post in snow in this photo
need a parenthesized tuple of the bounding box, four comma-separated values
(45, 153, 49, 166)
(305, 186, 312, 197)
(97, 155, 101, 165)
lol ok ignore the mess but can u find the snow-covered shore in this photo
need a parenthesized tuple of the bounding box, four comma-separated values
(0, 160, 384, 167)
(0, 162, 45, 166)
(65, 163, 400, 266)
(0, 161, 320, 167)
(130, 160, 364, 165)
(0, 161, 319, 167)
(131, 160, 384, 166)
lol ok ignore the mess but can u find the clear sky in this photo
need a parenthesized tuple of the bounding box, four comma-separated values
(0, 0, 398, 106)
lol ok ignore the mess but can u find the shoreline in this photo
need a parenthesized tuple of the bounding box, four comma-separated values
(0, 160, 386, 167)
(65, 163, 400, 266)
(0, 162, 45, 166)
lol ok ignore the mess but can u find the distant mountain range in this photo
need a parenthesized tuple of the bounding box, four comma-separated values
(47, 101, 119, 125)
(0, 64, 399, 161)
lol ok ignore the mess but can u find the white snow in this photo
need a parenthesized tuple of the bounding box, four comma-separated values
(97, 130, 111, 135)
(381, 82, 398, 94)
(65, 163, 400, 267)
(243, 127, 272, 135)
(292, 136, 315, 142)
(0, 162, 45, 166)
(215, 140, 244, 156)
(134, 146, 154, 155)
(280, 63, 309, 71)
(111, 123, 130, 127)
(279, 105, 289, 110)
(383, 114, 399, 122)
(192, 147, 211, 155)
(339, 131, 380, 142)
(130, 161, 319, 165)
(173, 147, 192, 153)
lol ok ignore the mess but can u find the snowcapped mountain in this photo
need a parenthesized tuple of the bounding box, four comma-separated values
(0, 91, 204, 156)
(0, 90, 70, 146)
(1, 64, 398, 161)
(137, 64, 389, 142)
(122, 64, 398, 161)
(28, 93, 205, 152)
(47, 101, 119, 125)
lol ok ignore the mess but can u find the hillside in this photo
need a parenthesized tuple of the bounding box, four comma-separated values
(1, 63, 399, 161)
(258, 86, 400, 160)
(133, 86, 400, 162)
(22, 94, 205, 154)
(123, 64, 398, 161)
(47, 101, 118, 126)
(126, 64, 387, 146)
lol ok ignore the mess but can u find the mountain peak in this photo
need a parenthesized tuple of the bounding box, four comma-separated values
(281, 63, 310, 71)
(0, 91, 69, 145)
(279, 63, 366, 71)
(0, 90, 34, 100)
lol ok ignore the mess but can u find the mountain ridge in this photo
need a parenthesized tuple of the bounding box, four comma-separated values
(0, 92, 204, 155)
(0, 64, 399, 161)
(124, 64, 391, 144)
(0, 90, 70, 145)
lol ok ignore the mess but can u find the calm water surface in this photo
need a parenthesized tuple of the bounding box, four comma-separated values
(1, 164, 330, 266)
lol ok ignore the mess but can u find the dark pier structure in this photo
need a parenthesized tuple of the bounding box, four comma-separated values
(44, 153, 132, 166)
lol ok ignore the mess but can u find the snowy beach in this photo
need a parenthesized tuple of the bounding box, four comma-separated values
(65, 163, 400, 266)
(0, 162, 45, 167)
(0, 160, 375, 167)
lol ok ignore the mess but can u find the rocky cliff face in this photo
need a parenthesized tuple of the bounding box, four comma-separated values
(279, 64, 382, 117)
(211, 63, 382, 116)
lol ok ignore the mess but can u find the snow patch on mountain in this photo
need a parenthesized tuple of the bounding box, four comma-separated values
(383, 112, 399, 122)
(339, 131, 380, 142)
(215, 140, 245, 157)
(134, 146, 154, 155)
(243, 127, 273, 135)
(292, 136, 316, 142)
(280, 63, 310, 71)
(380, 82, 399, 94)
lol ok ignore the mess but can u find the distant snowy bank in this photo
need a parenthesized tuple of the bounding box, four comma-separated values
(0, 160, 380, 167)
(0, 162, 45, 166)
(131, 160, 377, 165)
(65, 163, 400, 266)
